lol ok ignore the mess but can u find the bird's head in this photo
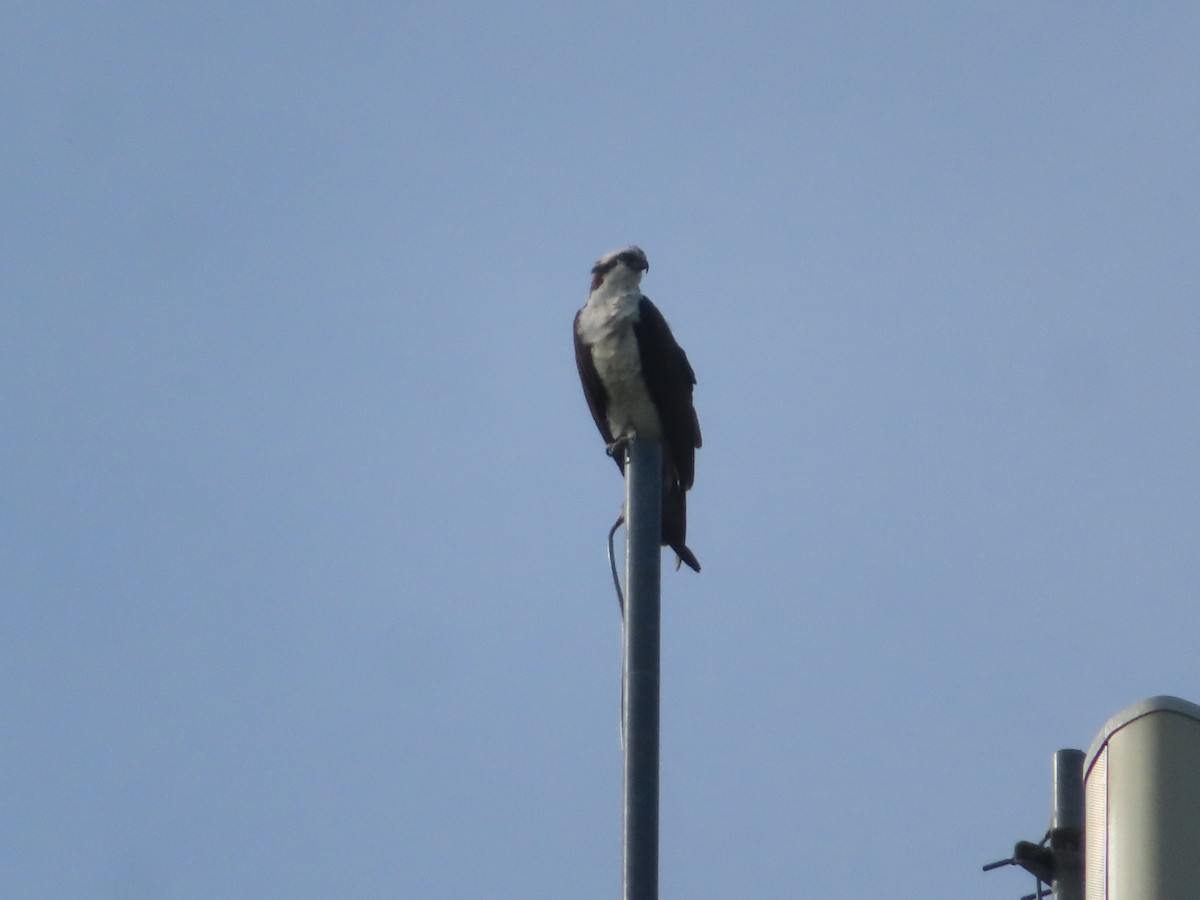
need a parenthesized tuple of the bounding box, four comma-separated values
(590, 245, 649, 293)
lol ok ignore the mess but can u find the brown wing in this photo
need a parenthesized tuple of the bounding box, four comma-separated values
(573, 308, 621, 472)
(632, 297, 701, 489)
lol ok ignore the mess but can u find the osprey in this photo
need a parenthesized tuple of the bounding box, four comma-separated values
(573, 246, 702, 572)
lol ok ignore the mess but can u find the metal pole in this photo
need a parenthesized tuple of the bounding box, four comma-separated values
(623, 439, 662, 900)
(1051, 749, 1085, 900)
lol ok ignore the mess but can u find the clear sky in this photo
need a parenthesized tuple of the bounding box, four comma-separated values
(3, 3, 1198, 898)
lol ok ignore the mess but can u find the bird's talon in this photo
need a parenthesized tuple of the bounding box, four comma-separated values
(606, 436, 633, 459)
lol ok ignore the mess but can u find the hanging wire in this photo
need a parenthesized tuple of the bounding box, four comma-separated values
(607, 509, 627, 748)
(607, 510, 625, 615)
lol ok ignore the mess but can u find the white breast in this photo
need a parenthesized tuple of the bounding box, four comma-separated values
(578, 292, 664, 441)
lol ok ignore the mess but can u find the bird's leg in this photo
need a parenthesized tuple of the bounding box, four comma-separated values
(605, 432, 636, 462)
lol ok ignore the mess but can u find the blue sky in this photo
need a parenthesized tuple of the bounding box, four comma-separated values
(3, 3, 1198, 897)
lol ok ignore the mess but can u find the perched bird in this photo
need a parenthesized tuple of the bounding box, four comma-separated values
(573, 246, 702, 572)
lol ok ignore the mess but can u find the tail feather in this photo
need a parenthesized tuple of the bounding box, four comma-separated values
(662, 480, 700, 572)
(672, 544, 701, 573)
